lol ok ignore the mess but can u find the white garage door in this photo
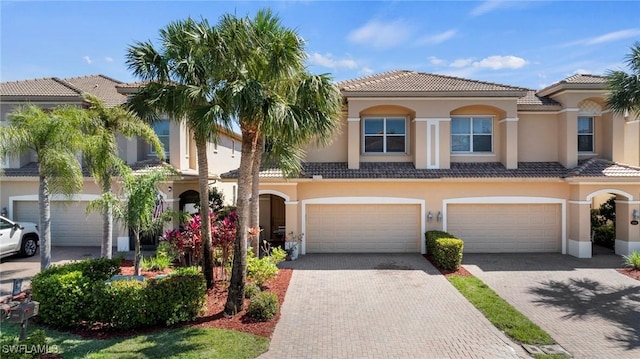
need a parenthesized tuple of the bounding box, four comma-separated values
(14, 201, 103, 246)
(306, 204, 421, 253)
(447, 204, 561, 253)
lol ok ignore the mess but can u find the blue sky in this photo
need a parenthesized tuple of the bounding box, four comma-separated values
(1, 0, 639, 89)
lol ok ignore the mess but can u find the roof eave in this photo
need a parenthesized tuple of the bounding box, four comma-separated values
(536, 83, 606, 97)
(342, 90, 529, 98)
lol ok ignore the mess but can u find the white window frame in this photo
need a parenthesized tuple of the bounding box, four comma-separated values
(150, 119, 170, 157)
(451, 116, 494, 153)
(362, 116, 408, 154)
(577, 116, 594, 153)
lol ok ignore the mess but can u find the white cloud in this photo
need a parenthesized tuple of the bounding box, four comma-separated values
(105, 57, 114, 62)
(585, 29, 640, 45)
(470, 0, 507, 17)
(428, 56, 446, 66)
(348, 19, 413, 49)
(83, 56, 92, 64)
(473, 55, 527, 70)
(450, 58, 473, 68)
(418, 29, 457, 45)
(308, 52, 358, 69)
(360, 67, 374, 76)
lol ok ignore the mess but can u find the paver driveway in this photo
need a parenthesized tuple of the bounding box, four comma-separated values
(262, 254, 527, 359)
(464, 252, 640, 359)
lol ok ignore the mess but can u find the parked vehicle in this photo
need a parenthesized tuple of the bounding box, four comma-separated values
(0, 216, 39, 258)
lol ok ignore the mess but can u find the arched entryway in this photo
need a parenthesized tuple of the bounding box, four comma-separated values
(259, 194, 286, 246)
(179, 189, 200, 214)
(586, 189, 638, 256)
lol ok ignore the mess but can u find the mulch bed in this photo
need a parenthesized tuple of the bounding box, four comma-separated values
(67, 261, 292, 340)
(617, 268, 640, 281)
(422, 254, 472, 277)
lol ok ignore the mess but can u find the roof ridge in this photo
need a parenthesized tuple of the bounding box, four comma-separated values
(337, 69, 407, 86)
(569, 157, 603, 177)
(63, 74, 124, 85)
(52, 77, 84, 95)
(415, 70, 530, 91)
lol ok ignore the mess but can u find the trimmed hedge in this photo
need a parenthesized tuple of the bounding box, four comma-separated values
(247, 291, 279, 321)
(425, 230, 464, 271)
(31, 259, 206, 330)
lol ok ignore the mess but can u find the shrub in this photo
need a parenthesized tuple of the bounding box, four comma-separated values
(623, 251, 640, 270)
(593, 223, 615, 249)
(433, 237, 464, 271)
(247, 291, 279, 321)
(0, 329, 48, 359)
(247, 248, 286, 288)
(141, 254, 172, 271)
(245, 283, 261, 299)
(425, 230, 454, 256)
(92, 280, 151, 329)
(146, 272, 207, 326)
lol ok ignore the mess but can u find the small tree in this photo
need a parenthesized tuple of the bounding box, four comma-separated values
(114, 165, 174, 275)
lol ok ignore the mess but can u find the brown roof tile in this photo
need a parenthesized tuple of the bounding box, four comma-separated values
(64, 75, 126, 107)
(537, 73, 608, 97)
(338, 70, 529, 96)
(568, 158, 640, 177)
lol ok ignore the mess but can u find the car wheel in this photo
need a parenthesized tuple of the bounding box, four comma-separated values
(20, 237, 38, 257)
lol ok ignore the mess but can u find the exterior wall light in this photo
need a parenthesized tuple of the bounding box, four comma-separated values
(633, 209, 640, 221)
(1, 207, 7, 217)
(437, 211, 442, 222)
(427, 211, 433, 222)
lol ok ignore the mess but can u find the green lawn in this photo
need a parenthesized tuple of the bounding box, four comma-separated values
(0, 322, 269, 359)
(448, 274, 555, 346)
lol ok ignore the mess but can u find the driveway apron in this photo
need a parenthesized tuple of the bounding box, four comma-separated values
(464, 253, 640, 359)
(261, 254, 526, 359)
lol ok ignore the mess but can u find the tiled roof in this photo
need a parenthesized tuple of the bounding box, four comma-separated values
(64, 75, 126, 107)
(220, 159, 640, 180)
(1, 75, 126, 107)
(569, 158, 640, 177)
(537, 73, 607, 96)
(1, 159, 175, 178)
(337, 70, 529, 95)
(517, 90, 561, 109)
(561, 74, 607, 84)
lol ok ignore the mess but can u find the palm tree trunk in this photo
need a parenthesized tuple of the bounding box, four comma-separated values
(249, 137, 262, 256)
(225, 125, 257, 315)
(101, 179, 113, 259)
(134, 229, 142, 276)
(38, 173, 51, 270)
(196, 137, 214, 289)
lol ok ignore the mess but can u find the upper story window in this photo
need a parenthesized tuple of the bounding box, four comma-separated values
(150, 119, 170, 157)
(363, 117, 406, 153)
(578, 116, 594, 152)
(451, 117, 493, 153)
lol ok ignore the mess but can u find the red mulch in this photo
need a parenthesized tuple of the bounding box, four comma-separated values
(66, 262, 292, 340)
(422, 254, 472, 277)
(617, 268, 640, 281)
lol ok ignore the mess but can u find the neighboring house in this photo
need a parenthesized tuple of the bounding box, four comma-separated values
(223, 70, 640, 258)
(0, 75, 240, 249)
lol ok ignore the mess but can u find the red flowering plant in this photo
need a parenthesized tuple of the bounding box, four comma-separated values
(211, 210, 237, 280)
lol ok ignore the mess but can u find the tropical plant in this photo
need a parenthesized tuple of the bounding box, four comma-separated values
(218, 9, 342, 315)
(82, 93, 165, 259)
(114, 165, 175, 275)
(606, 41, 640, 117)
(0, 105, 87, 269)
(126, 17, 233, 289)
(623, 251, 640, 270)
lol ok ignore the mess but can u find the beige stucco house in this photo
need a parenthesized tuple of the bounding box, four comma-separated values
(0, 74, 240, 249)
(228, 70, 640, 258)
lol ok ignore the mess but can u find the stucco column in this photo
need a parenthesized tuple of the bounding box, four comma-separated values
(439, 119, 451, 169)
(614, 200, 640, 255)
(413, 118, 428, 169)
(284, 201, 300, 252)
(500, 118, 518, 169)
(169, 120, 188, 170)
(559, 109, 579, 169)
(347, 117, 360, 169)
(568, 201, 592, 258)
(624, 118, 640, 167)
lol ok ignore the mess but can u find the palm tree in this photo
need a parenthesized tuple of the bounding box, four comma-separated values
(125, 18, 233, 288)
(218, 10, 342, 315)
(83, 94, 165, 259)
(0, 105, 86, 270)
(606, 41, 640, 117)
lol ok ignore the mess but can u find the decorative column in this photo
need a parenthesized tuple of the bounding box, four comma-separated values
(413, 118, 428, 169)
(284, 201, 301, 253)
(615, 200, 640, 255)
(347, 117, 360, 169)
(567, 200, 592, 258)
(558, 109, 579, 169)
(500, 117, 518, 169)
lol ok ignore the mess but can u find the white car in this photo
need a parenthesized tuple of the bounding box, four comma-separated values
(0, 216, 39, 258)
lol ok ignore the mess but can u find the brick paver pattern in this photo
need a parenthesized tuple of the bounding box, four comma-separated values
(464, 253, 640, 359)
(261, 254, 526, 359)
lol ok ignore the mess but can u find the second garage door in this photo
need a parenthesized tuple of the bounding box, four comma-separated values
(305, 204, 421, 253)
(14, 201, 104, 246)
(447, 204, 561, 253)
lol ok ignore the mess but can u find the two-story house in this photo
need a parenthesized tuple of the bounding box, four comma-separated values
(230, 70, 640, 259)
(0, 75, 240, 249)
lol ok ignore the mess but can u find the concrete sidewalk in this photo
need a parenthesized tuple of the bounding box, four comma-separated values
(464, 252, 640, 359)
(261, 254, 528, 358)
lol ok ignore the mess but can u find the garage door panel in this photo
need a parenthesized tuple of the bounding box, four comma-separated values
(447, 204, 561, 253)
(306, 204, 420, 253)
(15, 201, 103, 246)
